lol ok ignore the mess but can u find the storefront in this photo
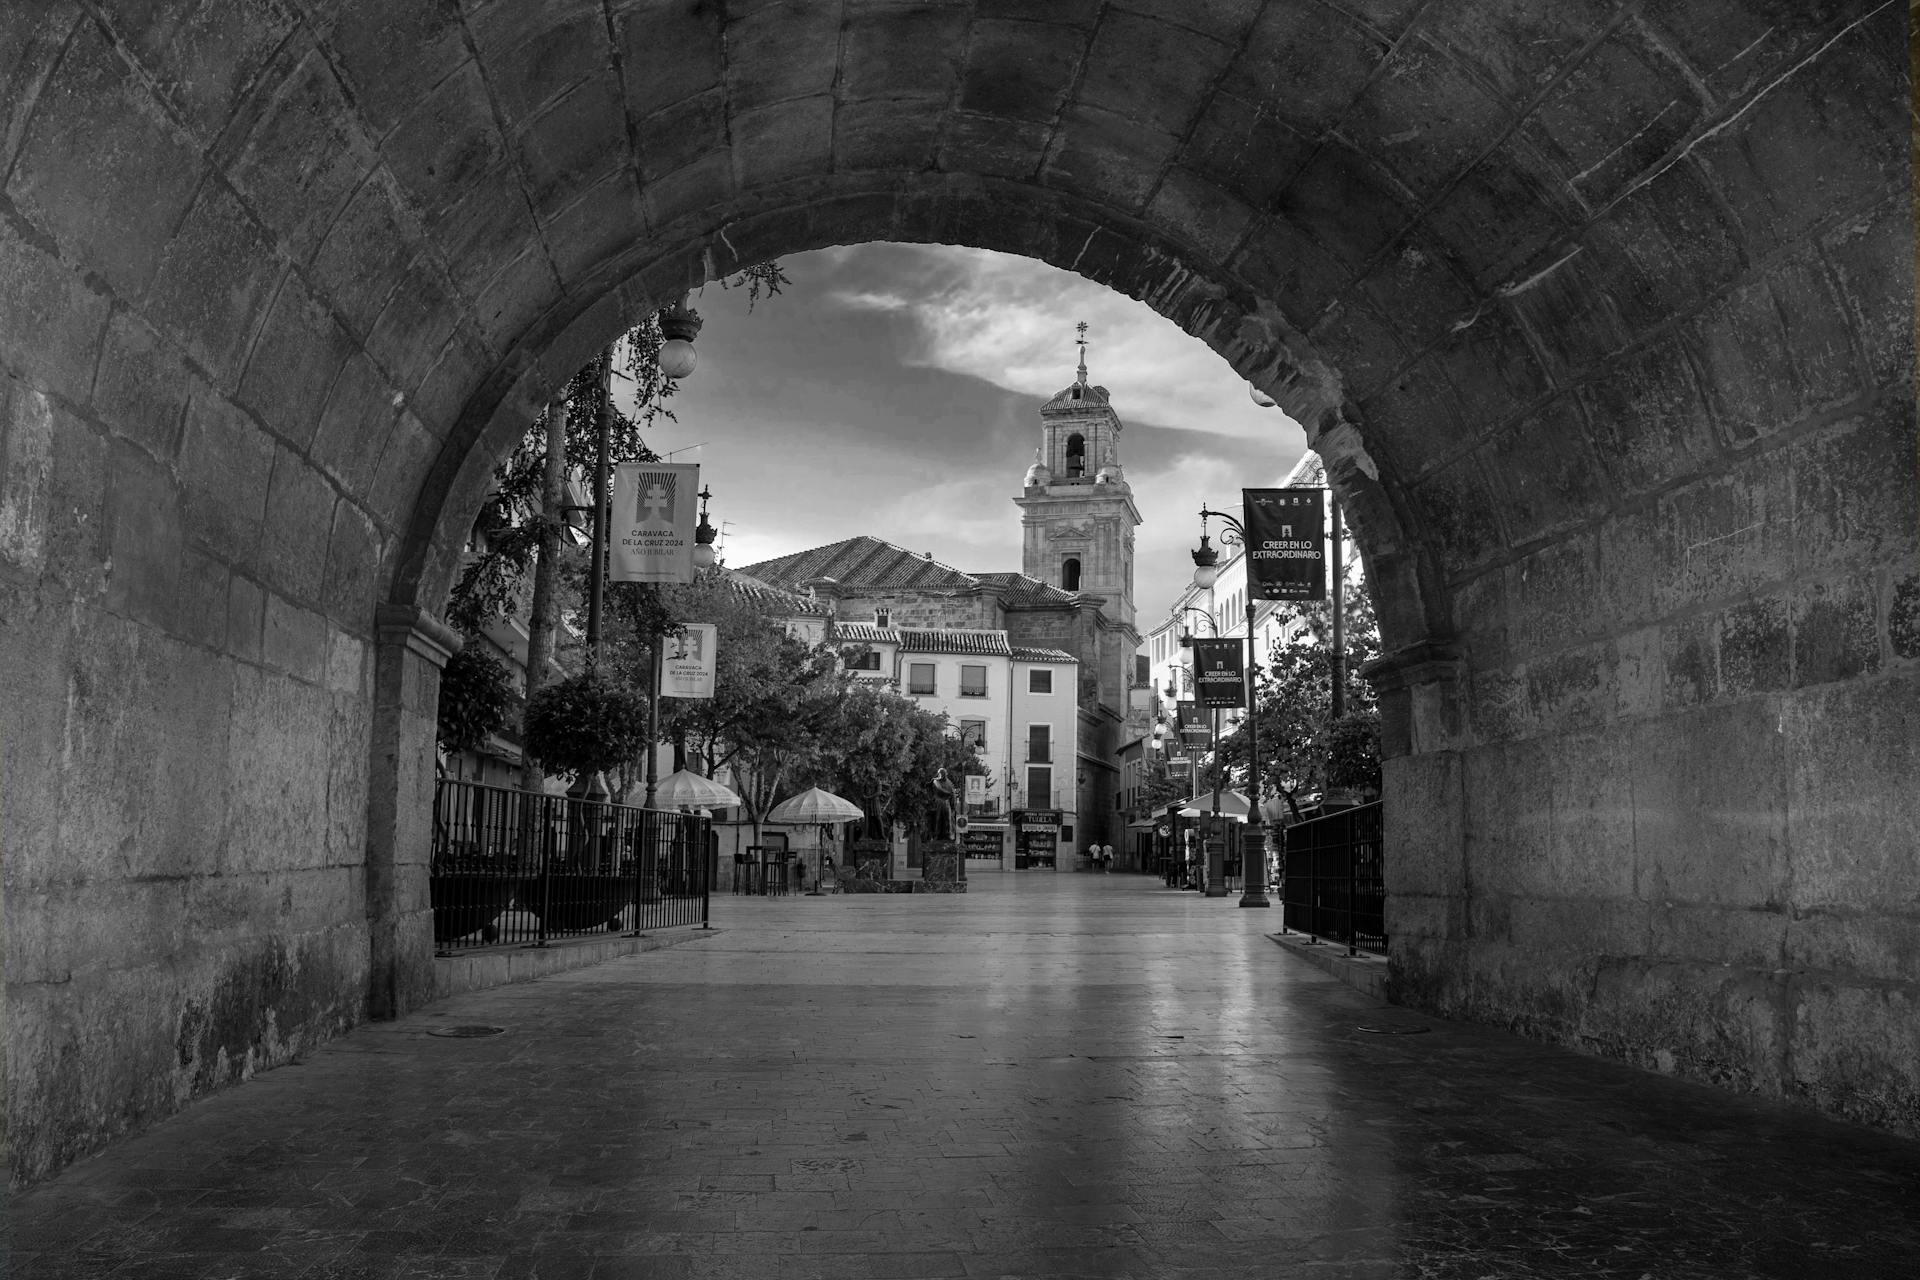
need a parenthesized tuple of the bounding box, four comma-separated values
(1010, 809, 1061, 869)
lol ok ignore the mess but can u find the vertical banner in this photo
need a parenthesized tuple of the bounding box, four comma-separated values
(660, 622, 718, 698)
(1177, 700, 1211, 747)
(1242, 487, 1326, 600)
(610, 462, 699, 583)
(965, 774, 988, 806)
(1190, 638, 1247, 708)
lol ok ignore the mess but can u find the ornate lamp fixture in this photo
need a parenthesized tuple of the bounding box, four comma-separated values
(656, 296, 704, 380)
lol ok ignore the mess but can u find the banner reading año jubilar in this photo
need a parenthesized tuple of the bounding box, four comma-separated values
(1242, 487, 1325, 600)
(610, 462, 699, 583)
(1190, 638, 1247, 709)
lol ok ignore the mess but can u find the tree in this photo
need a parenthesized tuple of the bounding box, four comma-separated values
(434, 647, 512, 767)
(445, 262, 790, 636)
(1209, 555, 1380, 821)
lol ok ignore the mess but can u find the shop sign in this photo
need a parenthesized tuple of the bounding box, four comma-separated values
(1242, 487, 1325, 600)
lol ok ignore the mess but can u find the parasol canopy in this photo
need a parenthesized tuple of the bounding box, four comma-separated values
(1179, 789, 1250, 819)
(651, 769, 743, 809)
(766, 787, 865, 825)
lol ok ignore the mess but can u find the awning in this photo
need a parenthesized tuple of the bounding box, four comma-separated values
(1178, 789, 1250, 818)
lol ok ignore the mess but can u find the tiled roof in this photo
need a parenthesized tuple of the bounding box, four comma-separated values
(898, 629, 1013, 656)
(738, 536, 977, 595)
(1042, 381, 1112, 410)
(972, 572, 1079, 607)
(1011, 645, 1077, 663)
(831, 622, 901, 644)
(722, 571, 826, 614)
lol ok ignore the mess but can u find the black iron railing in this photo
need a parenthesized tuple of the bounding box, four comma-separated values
(430, 778, 712, 953)
(1281, 801, 1386, 955)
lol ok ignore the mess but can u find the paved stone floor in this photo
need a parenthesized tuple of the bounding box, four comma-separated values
(10, 874, 1920, 1278)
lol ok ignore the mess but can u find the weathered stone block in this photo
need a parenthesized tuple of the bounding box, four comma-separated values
(1891, 569, 1920, 662)
(1506, 896, 1648, 957)
(1790, 575, 1879, 688)
(1585, 956, 1790, 1096)
(1714, 593, 1790, 699)
(1648, 902, 1787, 970)
(733, 98, 834, 190)
(958, 19, 1084, 120)
(239, 278, 357, 454)
(227, 571, 265, 663)
(841, 7, 966, 101)
(724, 6, 838, 114)
(833, 100, 942, 174)
(367, 269, 461, 401)
(1144, 168, 1256, 265)
(1345, 36, 1508, 201)
(1785, 912, 1920, 987)
(1577, 339, 1717, 498)
(225, 47, 372, 267)
(5, 22, 202, 299)
(513, 76, 627, 215)
(1408, 453, 1502, 576)
(178, 390, 274, 566)
(1788, 980, 1920, 1137)
(1821, 198, 1915, 393)
(1462, 741, 1551, 898)
(224, 663, 333, 872)
(0, 220, 110, 407)
(1781, 674, 1920, 913)
(1630, 701, 1788, 907)
(104, 440, 185, 630)
(133, 635, 236, 880)
(306, 179, 415, 342)
(314, 0, 469, 134)
(145, 185, 283, 389)
(542, 177, 647, 287)
(1790, 406, 1918, 574)
(613, 0, 722, 119)
(263, 592, 329, 685)
(1044, 105, 1176, 213)
(640, 151, 735, 237)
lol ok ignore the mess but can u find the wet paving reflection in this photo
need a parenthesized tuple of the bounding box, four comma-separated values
(11, 874, 1919, 1278)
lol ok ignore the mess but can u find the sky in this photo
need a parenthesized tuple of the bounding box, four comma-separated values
(623, 242, 1309, 621)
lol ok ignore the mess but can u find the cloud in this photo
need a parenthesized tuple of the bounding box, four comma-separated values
(826, 246, 1309, 451)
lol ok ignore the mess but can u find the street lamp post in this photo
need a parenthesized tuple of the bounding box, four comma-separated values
(1173, 606, 1233, 898)
(1190, 507, 1271, 909)
(1160, 666, 1202, 890)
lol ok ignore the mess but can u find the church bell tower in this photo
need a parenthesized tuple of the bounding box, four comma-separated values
(1014, 323, 1141, 630)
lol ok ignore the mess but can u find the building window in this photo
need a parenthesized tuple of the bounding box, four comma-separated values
(847, 649, 881, 671)
(1027, 724, 1051, 762)
(1029, 669, 1052, 694)
(1061, 558, 1080, 591)
(874, 609, 889, 627)
(1026, 766, 1051, 806)
(1065, 433, 1086, 476)
(959, 719, 987, 749)
(960, 665, 987, 697)
(908, 662, 935, 695)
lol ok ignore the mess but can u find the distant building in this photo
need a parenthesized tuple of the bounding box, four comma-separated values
(735, 334, 1146, 864)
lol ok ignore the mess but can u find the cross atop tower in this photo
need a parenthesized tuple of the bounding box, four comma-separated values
(1075, 320, 1089, 387)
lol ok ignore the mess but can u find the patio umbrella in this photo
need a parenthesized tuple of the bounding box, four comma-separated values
(651, 769, 743, 809)
(1179, 789, 1250, 819)
(767, 788, 864, 895)
(765, 787, 864, 824)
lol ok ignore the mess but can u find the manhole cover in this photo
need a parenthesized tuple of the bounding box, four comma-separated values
(428, 1025, 506, 1038)
(1355, 1025, 1431, 1036)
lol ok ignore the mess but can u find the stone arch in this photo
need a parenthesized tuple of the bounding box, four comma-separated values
(0, 1, 1910, 1184)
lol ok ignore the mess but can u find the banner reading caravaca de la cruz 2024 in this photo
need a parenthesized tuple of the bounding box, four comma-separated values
(1190, 638, 1246, 709)
(1242, 487, 1325, 600)
(611, 462, 699, 583)
(660, 623, 717, 699)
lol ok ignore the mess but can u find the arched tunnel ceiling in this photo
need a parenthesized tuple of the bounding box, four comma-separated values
(2, 0, 1906, 646)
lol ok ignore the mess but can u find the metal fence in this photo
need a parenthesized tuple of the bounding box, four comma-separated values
(1281, 801, 1386, 955)
(430, 778, 712, 953)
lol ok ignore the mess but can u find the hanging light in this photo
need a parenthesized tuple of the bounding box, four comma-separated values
(1191, 528, 1220, 590)
(692, 485, 718, 570)
(656, 296, 704, 380)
